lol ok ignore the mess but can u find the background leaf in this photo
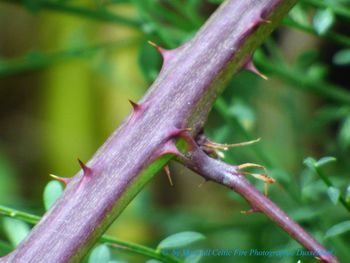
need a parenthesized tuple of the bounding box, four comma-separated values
(88, 244, 111, 263)
(157, 231, 205, 250)
(313, 8, 335, 35)
(333, 49, 350, 66)
(327, 186, 341, 204)
(325, 221, 350, 239)
(43, 180, 64, 211)
(2, 218, 30, 247)
(316, 156, 336, 167)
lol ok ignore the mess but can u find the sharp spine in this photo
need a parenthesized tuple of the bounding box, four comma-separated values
(128, 99, 141, 112)
(78, 159, 92, 176)
(49, 174, 71, 186)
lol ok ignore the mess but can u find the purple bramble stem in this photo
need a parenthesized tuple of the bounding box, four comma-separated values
(0, 1, 335, 262)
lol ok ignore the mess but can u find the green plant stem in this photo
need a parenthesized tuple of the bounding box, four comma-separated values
(0, 205, 180, 263)
(303, 0, 350, 21)
(283, 17, 350, 48)
(101, 237, 181, 263)
(0, 206, 40, 225)
(0, 39, 141, 77)
(0, 0, 141, 28)
(254, 51, 350, 104)
(313, 168, 350, 213)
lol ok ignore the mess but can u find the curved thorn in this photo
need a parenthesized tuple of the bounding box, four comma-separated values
(167, 127, 195, 151)
(239, 171, 275, 184)
(244, 59, 268, 80)
(128, 99, 141, 112)
(156, 140, 182, 158)
(49, 174, 71, 186)
(241, 207, 260, 214)
(250, 173, 275, 184)
(238, 162, 265, 171)
(147, 40, 180, 65)
(259, 18, 271, 24)
(148, 41, 164, 54)
(203, 138, 261, 150)
(164, 165, 174, 186)
(198, 178, 208, 188)
(239, 171, 275, 196)
(78, 159, 92, 176)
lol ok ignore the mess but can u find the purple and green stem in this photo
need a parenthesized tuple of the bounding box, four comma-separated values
(0, 0, 339, 262)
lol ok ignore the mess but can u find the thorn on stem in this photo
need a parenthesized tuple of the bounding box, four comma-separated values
(238, 163, 266, 172)
(156, 141, 182, 158)
(243, 59, 268, 80)
(169, 127, 196, 150)
(148, 41, 163, 54)
(78, 159, 92, 177)
(198, 178, 208, 188)
(164, 165, 174, 186)
(128, 99, 141, 112)
(259, 18, 272, 24)
(203, 138, 261, 151)
(241, 207, 260, 214)
(238, 162, 274, 196)
(240, 171, 275, 196)
(49, 174, 71, 186)
(148, 40, 174, 62)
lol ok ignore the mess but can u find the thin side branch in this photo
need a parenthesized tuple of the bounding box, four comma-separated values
(176, 134, 339, 263)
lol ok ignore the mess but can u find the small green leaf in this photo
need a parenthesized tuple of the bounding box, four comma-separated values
(316, 156, 336, 167)
(289, 4, 309, 26)
(304, 156, 336, 169)
(2, 218, 30, 246)
(145, 260, 163, 263)
(327, 186, 340, 204)
(339, 115, 350, 150)
(346, 184, 350, 204)
(333, 49, 350, 66)
(303, 157, 317, 169)
(228, 99, 255, 130)
(313, 8, 335, 35)
(325, 221, 350, 239)
(88, 244, 111, 263)
(157, 231, 205, 250)
(307, 63, 328, 81)
(43, 180, 64, 211)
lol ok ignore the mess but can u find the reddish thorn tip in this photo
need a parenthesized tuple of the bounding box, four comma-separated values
(49, 174, 70, 186)
(148, 40, 165, 55)
(128, 99, 141, 111)
(241, 207, 260, 215)
(164, 165, 174, 186)
(259, 18, 271, 24)
(244, 60, 268, 80)
(78, 159, 92, 176)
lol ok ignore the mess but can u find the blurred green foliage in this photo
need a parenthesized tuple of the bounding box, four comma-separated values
(1, 0, 350, 262)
